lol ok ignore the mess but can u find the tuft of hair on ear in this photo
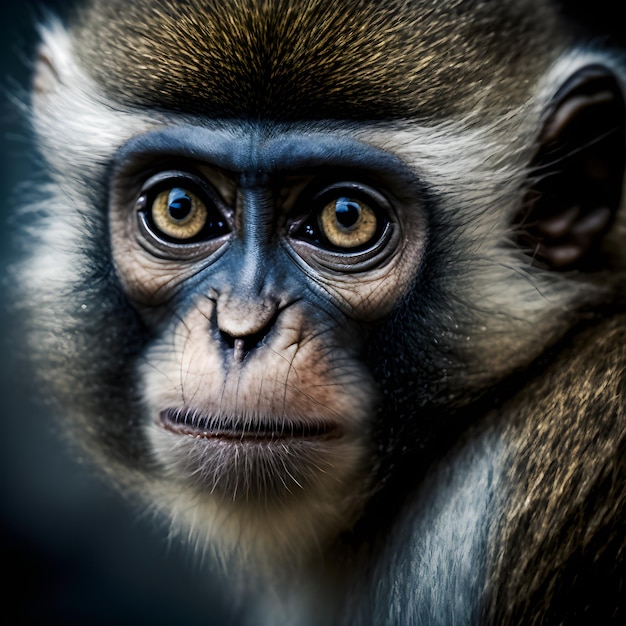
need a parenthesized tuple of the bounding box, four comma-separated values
(33, 43, 60, 96)
(514, 64, 626, 271)
(32, 18, 71, 101)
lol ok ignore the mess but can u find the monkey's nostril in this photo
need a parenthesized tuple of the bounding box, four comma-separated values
(219, 328, 268, 361)
(233, 338, 246, 362)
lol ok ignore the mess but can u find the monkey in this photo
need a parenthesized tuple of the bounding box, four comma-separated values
(17, 0, 626, 624)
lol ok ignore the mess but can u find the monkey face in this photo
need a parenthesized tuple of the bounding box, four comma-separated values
(105, 127, 427, 550)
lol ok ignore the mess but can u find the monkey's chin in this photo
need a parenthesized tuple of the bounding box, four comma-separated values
(147, 406, 369, 564)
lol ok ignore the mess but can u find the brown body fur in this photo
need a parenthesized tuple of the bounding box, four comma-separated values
(489, 315, 626, 624)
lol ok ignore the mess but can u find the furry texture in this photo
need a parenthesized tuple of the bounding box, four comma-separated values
(19, 1, 626, 624)
(71, 0, 561, 121)
(487, 316, 626, 624)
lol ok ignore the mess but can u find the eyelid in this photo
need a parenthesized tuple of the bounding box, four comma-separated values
(138, 170, 224, 203)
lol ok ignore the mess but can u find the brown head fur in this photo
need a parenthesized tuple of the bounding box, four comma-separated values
(71, 0, 564, 121)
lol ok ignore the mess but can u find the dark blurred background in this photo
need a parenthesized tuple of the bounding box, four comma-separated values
(0, 1, 236, 624)
(0, 1, 624, 625)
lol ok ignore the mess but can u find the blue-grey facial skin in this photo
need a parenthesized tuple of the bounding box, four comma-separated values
(114, 125, 419, 176)
(110, 125, 426, 307)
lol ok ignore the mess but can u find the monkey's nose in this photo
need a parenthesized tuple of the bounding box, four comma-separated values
(216, 295, 278, 361)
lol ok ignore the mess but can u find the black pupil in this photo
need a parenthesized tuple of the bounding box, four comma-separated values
(335, 198, 361, 228)
(168, 188, 193, 221)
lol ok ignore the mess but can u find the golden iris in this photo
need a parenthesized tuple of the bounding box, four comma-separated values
(151, 187, 207, 241)
(319, 197, 378, 248)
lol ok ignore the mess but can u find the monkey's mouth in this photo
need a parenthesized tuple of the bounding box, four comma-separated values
(159, 408, 341, 441)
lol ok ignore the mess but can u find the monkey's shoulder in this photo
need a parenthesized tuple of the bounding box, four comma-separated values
(486, 313, 626, 624)
(348, 316, 626, 625)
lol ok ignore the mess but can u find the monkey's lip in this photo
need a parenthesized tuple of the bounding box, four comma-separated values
(159, 408, 342, 441)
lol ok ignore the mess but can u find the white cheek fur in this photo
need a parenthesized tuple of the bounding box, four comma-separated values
(33, 20, 159, 174)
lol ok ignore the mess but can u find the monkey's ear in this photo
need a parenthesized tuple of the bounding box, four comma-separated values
(516, 65, 626, 269)
(33, 42, 63, 99)
(32, 22, 75, 109)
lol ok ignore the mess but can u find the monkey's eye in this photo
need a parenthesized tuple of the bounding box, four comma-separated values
(294, 184, 389, 252)
(137, 173, 229, 244)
